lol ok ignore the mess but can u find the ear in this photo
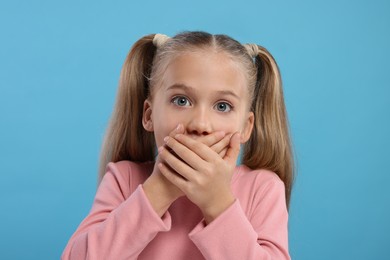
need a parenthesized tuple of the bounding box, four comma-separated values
(240, 111, 254, 143)
(142, 99, 154, 132)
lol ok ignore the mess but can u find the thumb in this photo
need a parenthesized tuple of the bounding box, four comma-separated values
(223, 132, 241, 165)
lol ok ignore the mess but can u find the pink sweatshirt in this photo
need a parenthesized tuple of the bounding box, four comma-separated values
(62, 161, 290, 259)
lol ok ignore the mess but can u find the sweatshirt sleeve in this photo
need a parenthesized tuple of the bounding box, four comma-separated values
(188, 177, 290, 260)
(61, 162, 172, 260)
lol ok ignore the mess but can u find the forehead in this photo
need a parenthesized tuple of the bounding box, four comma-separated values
(158, 50, 249, 97)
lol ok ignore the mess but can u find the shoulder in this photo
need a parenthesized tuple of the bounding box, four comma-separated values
(104, 160, 154, 192)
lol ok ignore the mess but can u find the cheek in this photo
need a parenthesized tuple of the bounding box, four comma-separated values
(223, 120, 243, 133)
(223, 112, 250, 134)
(152, 114, 182, 147)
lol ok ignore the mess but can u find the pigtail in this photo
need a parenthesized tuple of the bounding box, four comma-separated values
(242, 46, 294, 207)
(98, 34, 157, 183)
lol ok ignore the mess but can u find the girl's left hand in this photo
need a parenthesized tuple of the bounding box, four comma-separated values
(158, 132, 241, 224)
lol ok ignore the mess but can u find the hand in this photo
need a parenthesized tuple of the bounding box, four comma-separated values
(143, 125, 185, 217)
(158, 131, 241, 224)
(143, 124, 232, 217)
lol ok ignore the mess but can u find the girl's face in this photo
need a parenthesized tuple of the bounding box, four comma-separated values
(142, 50, 254, 149)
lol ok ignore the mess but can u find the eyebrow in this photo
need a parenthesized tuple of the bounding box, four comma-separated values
(166, 83, 240, 100)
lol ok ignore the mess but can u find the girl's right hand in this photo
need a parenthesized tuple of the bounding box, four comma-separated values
(143, 124, 231, 217)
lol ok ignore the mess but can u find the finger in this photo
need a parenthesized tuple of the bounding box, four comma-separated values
(158, 145, 197, 181)
(218, 148, 228, 158)
(173, 134, 220, 163)
(224, 132, 241, 165)
(158, 162, 188, 191)
(168, 123, 185, 137)
(162, 123, 185, 158)
(210, 134, 232, 154)
(163, 136, 206, 171)
(197, 131, 225, 148)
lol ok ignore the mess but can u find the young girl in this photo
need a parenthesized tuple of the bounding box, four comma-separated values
(62, 31, 294, 259)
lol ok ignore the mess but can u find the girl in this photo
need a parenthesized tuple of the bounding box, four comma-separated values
(62, 31, 294, 259)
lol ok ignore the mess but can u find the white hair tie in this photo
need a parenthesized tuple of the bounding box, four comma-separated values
(243, 44, 259, 58)
(153, 34, 170, 48)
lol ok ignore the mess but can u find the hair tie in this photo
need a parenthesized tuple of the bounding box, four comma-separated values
(153, 34, 170, 48)
(243, 44, 259, 58)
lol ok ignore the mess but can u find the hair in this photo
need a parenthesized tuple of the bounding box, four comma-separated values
(98, 31, 295, 208)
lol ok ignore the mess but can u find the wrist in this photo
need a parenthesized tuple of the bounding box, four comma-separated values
(201, 193, 235, 224)
(143, 176, 178, 217)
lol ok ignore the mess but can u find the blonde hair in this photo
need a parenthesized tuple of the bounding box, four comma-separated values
(98, 31, 295, 207)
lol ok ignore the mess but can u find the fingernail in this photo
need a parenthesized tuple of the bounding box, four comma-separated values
(158, 146, 164, 153)
(163, 136, 169, 143)
(176, 124, 182, 131)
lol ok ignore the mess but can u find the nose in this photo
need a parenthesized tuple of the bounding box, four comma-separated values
(185, 107, 212, 136)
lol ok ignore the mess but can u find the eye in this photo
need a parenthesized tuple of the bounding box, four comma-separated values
(214, 102, 232, 112)
(171, 96, 191, 107)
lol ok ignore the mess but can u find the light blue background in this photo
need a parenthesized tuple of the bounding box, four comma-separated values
(1, 0, 389, 259)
